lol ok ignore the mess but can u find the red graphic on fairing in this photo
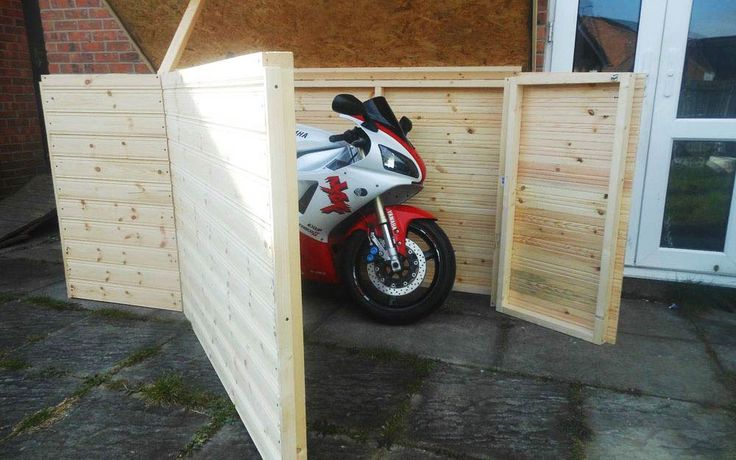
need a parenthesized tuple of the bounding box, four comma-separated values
(320, 176, 351, 214)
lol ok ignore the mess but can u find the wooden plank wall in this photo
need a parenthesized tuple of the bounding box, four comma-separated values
(496, 73, 645, 344)
(162, 52, 306, 460)
(295, 67, 519, 294)
(40, 74, 182, 311)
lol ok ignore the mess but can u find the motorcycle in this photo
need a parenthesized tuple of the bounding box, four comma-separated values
(296, 94, 455, 324)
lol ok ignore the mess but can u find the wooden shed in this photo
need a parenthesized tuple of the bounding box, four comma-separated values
(39, 1, 645, 458)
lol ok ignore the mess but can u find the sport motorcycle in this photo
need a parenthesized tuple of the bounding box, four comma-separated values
(296, 94, 455, 323)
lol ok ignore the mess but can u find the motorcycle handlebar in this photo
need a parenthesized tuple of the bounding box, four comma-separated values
(330, 127, 361, 144)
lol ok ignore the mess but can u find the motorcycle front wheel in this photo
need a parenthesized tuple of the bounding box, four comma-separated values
(341, 219, 456, 324)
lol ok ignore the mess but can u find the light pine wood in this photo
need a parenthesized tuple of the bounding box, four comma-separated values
(295, 66, 519, 294)
(40, 74, 182, 311)
(495, 73, 645, 345)
(162, 52, 305, 460)
(158, 0, 207, 74)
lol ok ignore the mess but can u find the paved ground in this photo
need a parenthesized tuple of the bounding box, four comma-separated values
(0, 231, 735, 459)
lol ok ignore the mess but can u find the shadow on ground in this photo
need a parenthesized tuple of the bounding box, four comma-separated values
(1, 229, 735, 459)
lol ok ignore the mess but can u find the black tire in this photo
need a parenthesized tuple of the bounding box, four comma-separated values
(341, 219, 456, 324)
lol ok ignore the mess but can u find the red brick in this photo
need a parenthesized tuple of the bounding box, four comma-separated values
(106, 41, 130, 51)
(50, 0, 76, 8)
(52, 20, 80, 31)
(76, 0, 101, 6)
(40, 10, 65, 21)
(80, 41, 103, 51)
(118, 51, 139, 62)
(77, 19, 102, 30)
(108, 62, 133, 73)
(102, 18, 119, 29)
(64, 8, 89, 19)
(134, 63, 150, 73)
(94, 52, 117, 62)
(66, 31, 89, 41)
(92, 30, 117, 41)
(69, 52, 93, 62)
(89, 8, 111, 18)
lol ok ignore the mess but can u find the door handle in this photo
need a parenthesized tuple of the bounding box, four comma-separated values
(662, 47, 679, 98)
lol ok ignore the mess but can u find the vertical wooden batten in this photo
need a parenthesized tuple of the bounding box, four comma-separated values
(158, 0, 207, 74)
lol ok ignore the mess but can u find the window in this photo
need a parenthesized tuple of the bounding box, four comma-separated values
(572, 0, 642, 72)
(677, 0, 736, 118)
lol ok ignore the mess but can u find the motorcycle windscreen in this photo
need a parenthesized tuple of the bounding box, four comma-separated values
(162, 53, 306, 459)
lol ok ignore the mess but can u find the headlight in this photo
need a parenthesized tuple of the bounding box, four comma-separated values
(379, 145, 419, 178)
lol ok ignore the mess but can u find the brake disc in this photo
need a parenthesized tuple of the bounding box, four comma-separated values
(367, 239, 427, 296)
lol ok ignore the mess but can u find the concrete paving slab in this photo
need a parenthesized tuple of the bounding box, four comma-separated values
(405, 363, 571, 459)
(501, 322, 732, 405)
(0, 370, 81, 439)
(305, 344, 421, 438)
(307, 433, 376, 459)
(617, 299, 698, 341)
(0, 301, 88, 354)
(0, 236, 62, 264)
(16, 315, 189, 378)
(438, 291, 497, 319)
(192, 422, 261, 459)
(379, 445, 449, 459)
(694, 308, 736, 347)
(116, 328, 227, 397)
(311, 307, 501, 368)
(0, 387, 207, 459)
(0, 258, 64, 292)
(584, 388, 736, 459)
(712, 344, 736, 377)
(301, 281, 346, 337)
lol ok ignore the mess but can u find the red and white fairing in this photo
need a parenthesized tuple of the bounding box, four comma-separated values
(296, 116, 424, 243)
(296, 113, 430, 283)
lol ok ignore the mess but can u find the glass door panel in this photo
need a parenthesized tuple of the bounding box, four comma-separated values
(637, 0, 736, 275)
(572, 0, 643, 72)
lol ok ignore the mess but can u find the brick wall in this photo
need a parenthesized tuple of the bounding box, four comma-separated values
(0, 0, 47, 197)
(534, 0, 548, 71)
(39, 0, 152, 74)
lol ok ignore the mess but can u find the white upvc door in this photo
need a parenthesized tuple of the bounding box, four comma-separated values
(547, 0, 666, 267)
(635, 0, 736, 278)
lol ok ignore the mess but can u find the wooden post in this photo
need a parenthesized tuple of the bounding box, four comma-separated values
(158, 0, 206, 74)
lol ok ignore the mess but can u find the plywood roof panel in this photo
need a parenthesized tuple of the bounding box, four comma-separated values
(107, 0, 531, 70)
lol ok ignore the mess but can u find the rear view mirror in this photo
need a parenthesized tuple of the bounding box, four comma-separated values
(400, 116, 413, 134)
(332, 94, 365, 118)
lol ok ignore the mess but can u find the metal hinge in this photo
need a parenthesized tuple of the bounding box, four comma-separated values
(547, 20, 554, 43)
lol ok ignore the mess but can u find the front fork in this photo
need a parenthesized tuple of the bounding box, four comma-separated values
(373, 196, 403, 273)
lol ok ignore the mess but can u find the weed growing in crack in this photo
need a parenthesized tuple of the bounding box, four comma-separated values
(6, 395, 79, 439)
(0, 357, 30, 371)
(137, 373, 240, 456)
(31, 367, 68, 379)
(379, 399, 412, 448)
(561, 383, 593, 460)
(26, 334, 47, 344)
(140, 373, 212, 409)
(2, 342, 171, 441)
(0, 292, 21, 304)
(116, 345, 162, 369)
(90, 308, 148, 321)
(178, 397, 239, 457)
(23, 296, 84, 312)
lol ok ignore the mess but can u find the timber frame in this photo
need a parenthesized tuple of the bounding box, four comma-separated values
(494, 72, 643, 344)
